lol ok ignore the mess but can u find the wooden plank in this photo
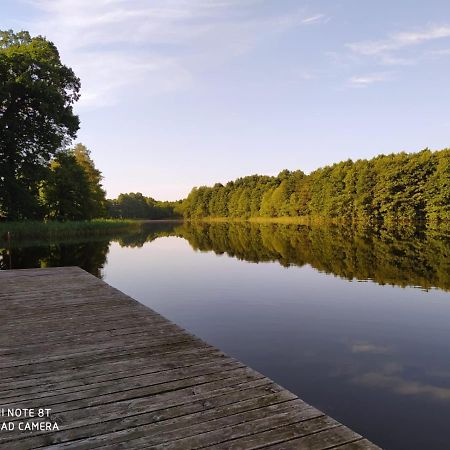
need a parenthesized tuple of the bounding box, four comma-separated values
(122, 403, 325, 450)
(0, 327, 191, 360)
(0, 268, 380, 449)
(0, 318, 173, 345)
(0, 334, 200, 369)
(333, 439, 382, 449)
(0, 349, 227, 398)
(0, 359, 245, 405)
(264, 425, 364, 449)
(0, 324, 185, 354)
(1, 379, 273, 448)
(5, 385, 291, 449)
(0, 341, 211, 379)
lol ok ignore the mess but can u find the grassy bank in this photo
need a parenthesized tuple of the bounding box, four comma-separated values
(0, 219, 143, 241)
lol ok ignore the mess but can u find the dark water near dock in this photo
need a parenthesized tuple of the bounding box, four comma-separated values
(2, 221, 450, 449)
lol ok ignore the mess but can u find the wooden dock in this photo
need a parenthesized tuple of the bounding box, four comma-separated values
(0, 267, 379, 449)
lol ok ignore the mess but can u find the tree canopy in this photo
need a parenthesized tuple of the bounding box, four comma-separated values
(41, 145, 107, 220)
(0, 29, 80, 219)
(107, 193, 182, 220)
(72, 144, 107, 218)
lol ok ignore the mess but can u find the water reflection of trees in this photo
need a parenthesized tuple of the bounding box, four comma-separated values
(0, 222, 180, 277)
(176, 222, 450, 291)
(115, 222, 178, 248)
(0, 239, 110, 278)
(2, 221, 450, 290)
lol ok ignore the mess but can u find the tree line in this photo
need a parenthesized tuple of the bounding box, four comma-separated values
(182, 149, 450, 223)
(107, 193, 182, 220)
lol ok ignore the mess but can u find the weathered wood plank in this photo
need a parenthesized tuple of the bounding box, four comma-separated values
(0, 340, 210, 379)
(0, 327, 192, 361)
(5, 386, 291, 449)
(0, 349, 227, 398)
(0, 359, 245, 405)
(0, 334, 200, 369)
(333, 439, 382, 449)
(120, 403, 325, 450)
(0, 268, 379, 450)
(1, 379, 272, 448)
(264, 425, 363, 449)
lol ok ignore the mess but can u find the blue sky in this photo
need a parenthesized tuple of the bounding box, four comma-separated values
(2, 0, 450, 199)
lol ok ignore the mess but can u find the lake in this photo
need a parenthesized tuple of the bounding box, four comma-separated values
(2, 221, 450, 449)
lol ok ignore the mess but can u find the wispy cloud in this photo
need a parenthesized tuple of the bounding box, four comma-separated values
(348, 25, 450, 56)
(301, 14, 328, 26)
(340, 24, 450, 88)
(349, 73, 391, 87)
(22, 0, 327, 108)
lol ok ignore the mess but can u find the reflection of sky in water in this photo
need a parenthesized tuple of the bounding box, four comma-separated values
(104, 236, 450, 450)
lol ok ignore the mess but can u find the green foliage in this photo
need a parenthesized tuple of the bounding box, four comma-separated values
(107, 193, 182, 219)
(41, 151, 91, 221)
(424, 149, 450, 221)
(73, 144, 107, 218)
(40, 145, 107, 221)
(182, 149, 450, 224)
(0, 30, 80, 220)
(184, 175, 279, 219)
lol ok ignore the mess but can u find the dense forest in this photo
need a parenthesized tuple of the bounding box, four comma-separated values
(106, 193, 182, 220)
(182, 149, 450, 224)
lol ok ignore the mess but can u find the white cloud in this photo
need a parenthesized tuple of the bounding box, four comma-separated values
(21, 0, 327, 109)
(349, 73, 391, 87)
(338, 24, 450, 88)
(378, 54, 415, 66)
(72, 52, 192, 107)
(301, 14, 328, 26)
(348, 25, 450, 56)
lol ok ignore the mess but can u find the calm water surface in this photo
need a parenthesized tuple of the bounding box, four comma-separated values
(3, 222, 450, 450)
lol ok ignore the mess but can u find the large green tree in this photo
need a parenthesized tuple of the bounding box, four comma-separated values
(0, 30, 80, 220)
(41, 145, 107, 221)
(41, 151, 91, 221)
